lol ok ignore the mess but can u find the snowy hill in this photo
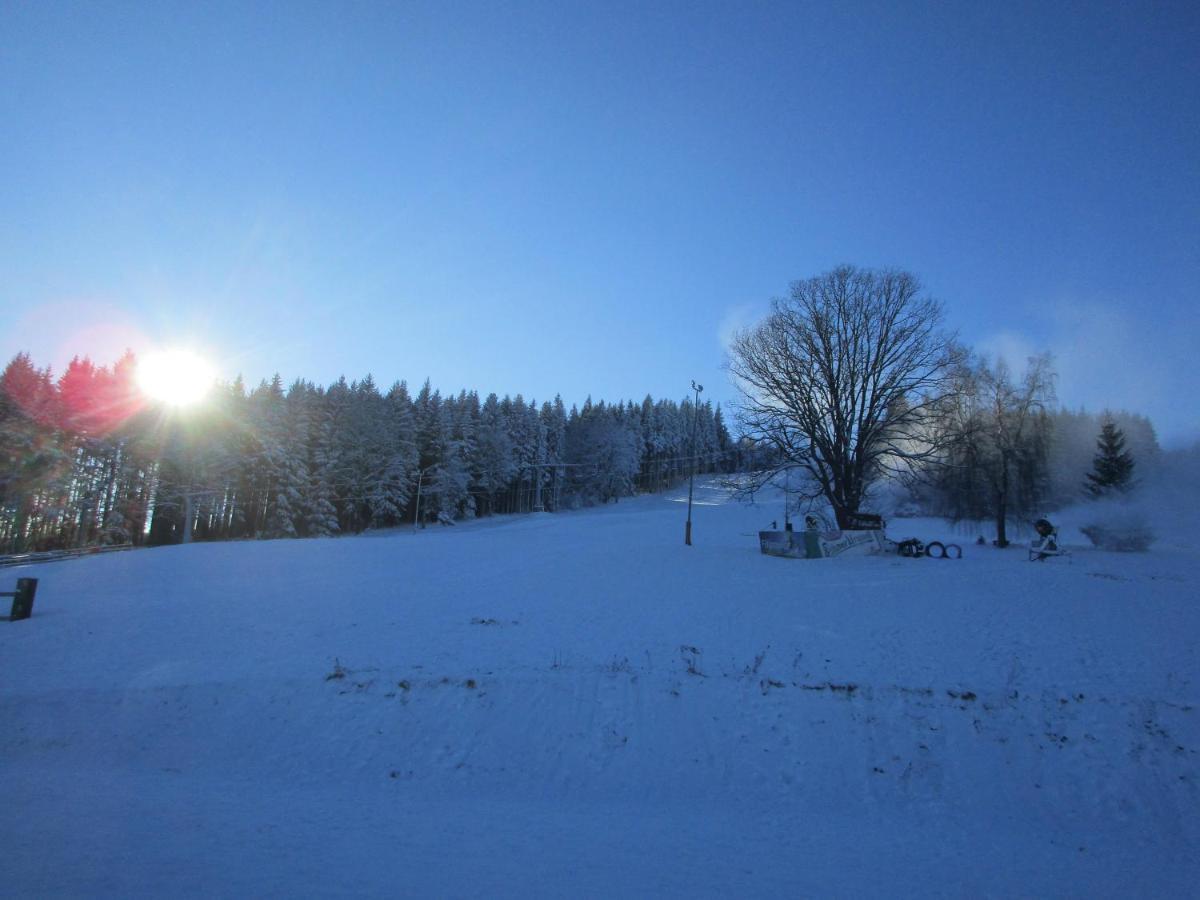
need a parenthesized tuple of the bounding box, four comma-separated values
(2, 482, 1197, 897)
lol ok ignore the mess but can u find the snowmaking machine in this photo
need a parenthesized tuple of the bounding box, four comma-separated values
(1028, 518, 1069, 562)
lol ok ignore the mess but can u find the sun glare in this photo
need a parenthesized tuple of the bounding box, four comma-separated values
(136, 348, 216, 407)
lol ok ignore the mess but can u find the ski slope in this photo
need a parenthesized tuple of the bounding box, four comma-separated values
(2, 482, 1197, 897)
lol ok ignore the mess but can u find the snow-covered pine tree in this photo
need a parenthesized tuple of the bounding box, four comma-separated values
(414, 379, 442, 472)
(540, 396, 568, 510)
(327, 376, 378, 532)
(429, 395, 473, 522)
(277, 381, 330, 537)
(260, 375, 307, 539)
(475, 392, 516, 515)
(217, 376, 256, 539)
(373, 380, 420, 527)
(303, 384, 341, 537)
(566, 400, 640, 504)
(102, 352, 157, 545)
(506, 395, 539, 512)
(358, 377, 404, 527)
(0, 354, 70, 551)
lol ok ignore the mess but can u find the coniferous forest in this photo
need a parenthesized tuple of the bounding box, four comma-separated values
(0, 351, 738, 552)
(0, 344, 1164, 555)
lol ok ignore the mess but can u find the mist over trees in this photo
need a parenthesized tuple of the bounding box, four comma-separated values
(925, 353, 1056, 546)
(917, 368, 1160, 533)
(0, 353, 734, 552)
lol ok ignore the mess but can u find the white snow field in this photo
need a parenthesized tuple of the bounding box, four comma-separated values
(2, 481, 1197, 898)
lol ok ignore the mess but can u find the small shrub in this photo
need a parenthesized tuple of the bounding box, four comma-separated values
(1081, 522, 1154, 552)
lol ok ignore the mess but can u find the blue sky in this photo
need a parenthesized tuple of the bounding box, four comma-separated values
(2, 1, 1197, 443)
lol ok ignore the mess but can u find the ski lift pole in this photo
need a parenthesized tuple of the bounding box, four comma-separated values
(784, 468, 790, 531)
(685, 380, 703, 546)
(413, 464, 435, 531)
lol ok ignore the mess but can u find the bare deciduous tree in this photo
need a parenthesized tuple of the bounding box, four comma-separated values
(729, 265, 957, 527)
(935, 352, 1055, 546)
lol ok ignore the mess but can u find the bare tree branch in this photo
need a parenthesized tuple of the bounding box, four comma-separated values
(728, 265, 957, 527)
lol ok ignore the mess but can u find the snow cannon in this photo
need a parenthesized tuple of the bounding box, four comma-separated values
(1029, 518, 1068, 562)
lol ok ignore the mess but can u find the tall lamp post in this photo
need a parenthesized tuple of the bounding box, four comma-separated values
(685, 379, 703, 546)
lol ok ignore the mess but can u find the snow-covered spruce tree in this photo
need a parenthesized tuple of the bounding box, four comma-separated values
(259, 375, 307, 539)
(214, 376, 255, 539)
(97, 352, 158, 546)
(371, 380, 419, 526)
(298, 383, 340, 537)
(146, 416, 193, 545)
(327, 376, 379, 532)
(475, 392, 516, 515)
(638, 395, 662, 492)
(428, 395, 474, 522)
(359, 377, 417, 528)
(0, 353, 73, 551)
(174, 381, 234, 541)
(508, 395, 541, 513)
(1043, 408, 1157, 505)
(1084, 420, 1136, 497)
(494, 394, 524, 513)
(539, 396, 568, 511)
(712, 404, 733, 472)
(566, 400, 641, 504)
(57, 356, 107, 546)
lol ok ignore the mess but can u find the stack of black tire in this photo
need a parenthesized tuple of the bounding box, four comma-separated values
(897, 538, 962, 559)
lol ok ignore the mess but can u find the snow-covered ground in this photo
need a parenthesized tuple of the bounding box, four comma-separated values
(2, 482, 1197, 898)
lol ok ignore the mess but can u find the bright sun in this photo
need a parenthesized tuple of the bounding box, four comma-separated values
(136, 348, 216, 407)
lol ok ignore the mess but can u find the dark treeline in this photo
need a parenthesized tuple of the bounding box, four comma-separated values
(0, 352, 736, 551)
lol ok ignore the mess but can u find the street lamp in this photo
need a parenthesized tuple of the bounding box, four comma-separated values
(685, 379, 703, 546)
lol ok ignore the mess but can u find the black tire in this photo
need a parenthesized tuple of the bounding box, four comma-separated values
(926, 541, 946, 559)
(944, 543, 962, 559)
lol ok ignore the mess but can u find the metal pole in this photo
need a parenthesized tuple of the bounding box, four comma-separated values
(783, 469, 790, 530)
(414, 467, 426, 531)
(685, 380, 703, 546)
(182, 491, 194, 544)
(533, 424, 545, 512)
